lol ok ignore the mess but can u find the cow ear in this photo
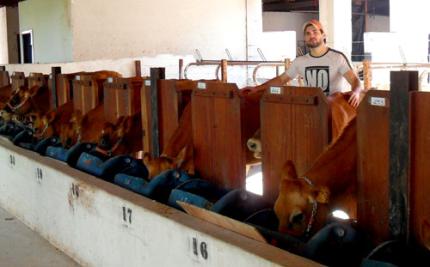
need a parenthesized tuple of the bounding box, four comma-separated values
(281, 160, 298, 180)
(311, 186, 330, 204)
(174, 145, 188, 169)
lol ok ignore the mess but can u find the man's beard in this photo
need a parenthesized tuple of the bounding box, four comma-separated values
(306, 39, 323, 49)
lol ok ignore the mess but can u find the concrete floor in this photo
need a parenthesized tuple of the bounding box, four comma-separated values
(0, 206, 80, 267)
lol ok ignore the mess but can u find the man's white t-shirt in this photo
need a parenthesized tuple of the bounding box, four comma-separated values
(285, 48, 353, 95)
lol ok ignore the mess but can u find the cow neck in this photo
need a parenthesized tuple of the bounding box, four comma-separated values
(95, 136, 124, 157)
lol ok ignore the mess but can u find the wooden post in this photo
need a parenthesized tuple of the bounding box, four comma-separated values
(221, 59, 228, 83)
(363, 59, 371, 90)
(389, 71, 418, 242)
(135, 60, 142, 77)
(285, 59, 291, 85)
(179, 59, 184, 80)
(51, 67, 61, 109)
(150, 67, 165, 158)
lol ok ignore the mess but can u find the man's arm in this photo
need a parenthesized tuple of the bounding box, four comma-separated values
(343, 69, 362, 108)
(256, 72, 292, 91)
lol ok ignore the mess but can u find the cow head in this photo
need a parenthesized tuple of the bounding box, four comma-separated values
(7, 85, 29, 111)
(96, 114, 142, 157)
(247, 128, 262, 159)
(59, 111, 82, 148)
(143, 145, 194, 179)
(28, 110, 56, 139)
(274, 160, 330, 237)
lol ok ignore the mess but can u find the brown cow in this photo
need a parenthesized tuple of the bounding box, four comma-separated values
(274, 116, 357, 237)
(7, 84, 50, 115)
(95, 112, 143, 157)
(143, 102, 194, 179)
(28, 101, 74, 140)
(61, 104, 106, 147)
(0, 84, 13, 109)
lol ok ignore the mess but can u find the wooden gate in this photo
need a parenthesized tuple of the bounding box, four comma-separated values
(191, 81, 259, 189)
(72, 74, 104, 116)
(28, 72, 48, 88)
(260, 86, 330, 202)
(11, 72, 26, 92)
(141, 79, 194, 155)
(103, 77, 142, 124)
(410, 91, 430, 251)
(0, 70, 9, 87)
(357, 90, 390, 244)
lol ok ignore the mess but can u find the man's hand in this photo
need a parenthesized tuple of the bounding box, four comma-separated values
(348, 90, 361, 108)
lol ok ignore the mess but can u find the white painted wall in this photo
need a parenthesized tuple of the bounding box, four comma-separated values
(19, 0, 72, 63)
(319, 0, 352, 59)
(0, 7, 8, 64)
(70, 0, 253, 61)
(367, 15, 389, 32)
(262, 12, 316, 45)
(0, 138, 320, 267)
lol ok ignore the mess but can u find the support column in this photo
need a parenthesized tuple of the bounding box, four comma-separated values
(319, 0, 352, 59)
(0, 6, 19, 64)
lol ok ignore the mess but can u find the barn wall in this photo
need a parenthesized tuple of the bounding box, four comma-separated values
(262, 11, 316, 45)
(0, 8, 8, 64)
(19, 0, 72, 63)
(70, 0, 254, 61)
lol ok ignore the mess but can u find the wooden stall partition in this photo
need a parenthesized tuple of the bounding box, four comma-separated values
(141, 78, 195, 155)
(55, 74, 75, 106)
(11, 71, 26, 92)
(357, 90, 390, 244)
(409, 91, 430, 251)
(191, 81, 254, 189)
(103, 77, 143, 123)
(158, 79, 194, 150)
(72, 74, 104, 116)
(28, 72, 48, 88)
(0, 70, 9, 87)
(260, 86, 330, 203)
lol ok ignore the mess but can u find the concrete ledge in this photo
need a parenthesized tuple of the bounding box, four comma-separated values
(0, 137, 320, 267)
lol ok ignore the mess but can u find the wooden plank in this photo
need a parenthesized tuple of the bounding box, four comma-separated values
(141, 79, 152, 154)
(28, 72, 48, 88)
(50, 67, 61, 109)
(103, 77, 142, 123)
(0, 70, 9, 87)
(260, 86, 329, 203)
(11, 72, 26, 92)
(389, 71, 417, 240)
(150, 68, 165, 157)
(56, 74, 74, 106)
(178, 201, 267, 243)
(357, 90, 390, 244)
(192, 81, 247, 189)
(158, 79, 194, 151)
(72, 74, 103, 116)
(409, 91, 430, 251)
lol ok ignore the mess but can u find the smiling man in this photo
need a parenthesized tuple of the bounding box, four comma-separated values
(262, 19, 362, 108)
